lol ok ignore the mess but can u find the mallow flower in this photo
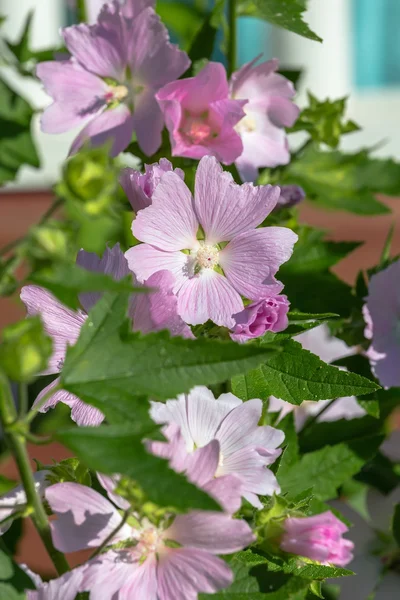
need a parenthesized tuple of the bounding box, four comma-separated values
(150, 386, 284, 508)
(120, 158, 184, 213)
(156, 62, 246, 164)
(20, 245, 192, 426)
(280, 511, 354, 567)
(363, 259, 400, 388)
(0, 471, 50, 535)
(37, 0, 190, 157)
(125, 155, 297, 328)
(36, 480, 254, 599)
(230, 56, 299, 182)
(230, 294, 290, 342)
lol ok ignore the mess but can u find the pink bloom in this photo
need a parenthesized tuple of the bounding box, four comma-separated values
(276, 185, 305, 210)
(156, 62, 246, 164)
(363, 260, 400, 388)
(120, 158, 184, 213)
(42, 481, 254, 599)
(280, 511, 354, 567)
(230, 57, 300, 182)
(0, 471, 49, 535)
(26, 569, 85, 600)
(150, 386, 284, 508)
(125, 155, 297, 328)
(231, 294, 289, 342)
(37, 1, 189, 157)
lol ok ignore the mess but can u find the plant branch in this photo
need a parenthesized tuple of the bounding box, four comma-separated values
(89, 509, 131, 560)
(300, 398, 338, 435)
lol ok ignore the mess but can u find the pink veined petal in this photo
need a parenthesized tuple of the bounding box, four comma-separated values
(37, 60, 108, 134)
(150, 395, 194, 450)
(185, 440, 220, 487)
(166, 511, 254, 553)
(268, 95, 300, 128)
(125, 245, 188, 290)
(80, 551, 139, 600)
(132, 89, 165, 156)
(132, 172, 198, 251)
(120, 168, 152, 213)
(221, 447, 281, 502)
(121, 0, 156, 19)
(96, 473, 130, 510)
(194, 156, 280, 244)
(219, 227, 298, 300)
(184, 386, 237, 448)
(206, 98, 246, 164)
(204, 474, 243, 514)
(62, 22, 126, 81)
(69, 103, 134, 157)
(230, 56, 279, 97)
(27, 567, 85, 600)
(236, 130, 291, 182)
(216, 398, 262, 456)
(177, 269, 244, 328)
(46, 483, 132, 552)
(245, 424, 285, 452)
(157, 548, 233, 600)
(119, 555, 158, 600)
(20, 286, 86, 375)
(133, 270, 194, 338)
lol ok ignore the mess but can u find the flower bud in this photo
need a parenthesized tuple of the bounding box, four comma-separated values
(277, 185, 305, 209)
(230, 295, 290, 342)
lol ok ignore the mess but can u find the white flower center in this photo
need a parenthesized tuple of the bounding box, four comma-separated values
(105, 85, 129, 104)
(195, 244, 220, 270)
(138, 526, 164, 555)
(235, 108, 256, 134)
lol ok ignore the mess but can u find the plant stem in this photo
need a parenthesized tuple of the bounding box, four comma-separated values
(76, 0, 88, 23)
(300, 398, 338, 435)
(18, 383, 29, 419)
(0, 372, 69, 575)
(227, 0, 237, 77)
(89, 509, 131, 560)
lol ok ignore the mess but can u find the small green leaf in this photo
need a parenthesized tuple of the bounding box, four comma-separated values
(0, 548, 36, 594)
(392, 504, 400, 547)
(156, 1, 204, 48)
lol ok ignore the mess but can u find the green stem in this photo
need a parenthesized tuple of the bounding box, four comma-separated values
(300, 398, 338, 435)
(0, 372, 69, 575)
(76, 0, 88, 23)
(89, 509, 131, 560)
(18, 383, 29, 419)
(227, 0, 237, 77)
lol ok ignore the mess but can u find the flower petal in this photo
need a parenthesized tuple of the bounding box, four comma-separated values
(0, 471, 49, 536)
(221, 448, 281, 503)
(177, 269, 243, 328)
(27, 567, 85, 600)
(185, 387, 232, 449)
(46, 483, 131, 552)
(204, 474, 243, 514)
(132, 90, 165, 156)
(185, 440, 220, 487)
(219, 227, 298, 299)
(216, 399, 262, 456)
(132, 172, 198, 251)
(20, 286, 86, 375)
(96, 473, 130, 510)
(125, 245, 188, 288)
(194, 156, 280, 244)
(119, 555, 158, 600)
(80, 551, 138, 600)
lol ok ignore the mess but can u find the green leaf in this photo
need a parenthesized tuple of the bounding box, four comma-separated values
(0, 476, 17, 495)
(30, 263, 144, 310)
(277, 413, 299, 478)
(57, 424, 220, 513)
(156, 1, 204, 48)
(333, 355, 379, 418)
(283, 145, 390, 215)
(260, 311, 340, 344)
(252, 339, 379, 405)
(5, 11, 34, 63)
(0, 548, 36, 597)
(392, 504, 400, 547)
(237, 0, 322, 42)
(0, 76, 40, 185)
(279, 436, 382, 500)
(186, 0, 225, 69)
(61, 292, 278, 405)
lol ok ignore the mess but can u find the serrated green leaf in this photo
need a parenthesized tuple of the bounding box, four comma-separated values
(237, 0, 322, 42)
(57, 424, 220, 513)
(392, 504, 400, 547)
(277, 412, 299, 477)
(333, 355, 379, 418)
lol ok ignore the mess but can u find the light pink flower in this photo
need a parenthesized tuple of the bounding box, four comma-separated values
(125, 155, 297, 328)
(37, 1, 189, 157)
(363, 260, 400, 389)
(156, 62, 246, 164)
(0, 471, 50, 535)
(26, 568, 85, 600)
(230, 57, 299, 182)
(231, 294, 289, 342)
(120, 158, 184, 213)
(280, 511, 354, 567)
(42, 481, 254, 599)
(150, 386, 284, 508)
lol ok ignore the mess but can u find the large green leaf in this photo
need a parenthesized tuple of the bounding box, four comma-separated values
(61, 292, 277, 405)
(0, 549, 36, 599)
(237, 0, 321, 42)
(0, 76, 39, 185)
(57, 424, 220, 513)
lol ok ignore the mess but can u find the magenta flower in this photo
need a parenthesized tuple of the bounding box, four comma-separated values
(120, 158, 184, 213)
(230, 57, 299, 182)
(156, 62, 246, 164)
(41, 481, 254, 599)
(280, 511, 354, 567)
(231, 294, 290, 342)
(37, 2, 190, 157)
(126, 155, 297, 328)
(363, 260, 400, 388)
(150, 386, 284, 508)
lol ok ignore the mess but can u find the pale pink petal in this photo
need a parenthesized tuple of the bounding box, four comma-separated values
(0, 471, 49, 535)
(216, 399, 263, 456)
(247, 425, 285, 451)
(125, 244, 188, 289)
(158, 548, 233, 600)
(177, 269, 243, 328)
(236, 130, 291, 182)
(27, 567, 85, 600)
(185, 440, 220, 487)
(119, 555, 158, 600)
(132, 172, 198, 251)
(216, 392, 243, 410)
(186, 387, 234, 448)
(204, 474, 243, 514)
(46, 483, 132, 552)
(69, 104, 134, 157)
(166, 511, 254, 553)
(80, 551, 138, 599)
(221, 447, 281, 502)
(269, 95, 300, 128)
(230, 56, 279, 97)
(96, 473, 130, 510)
(194, 155, 280, 244)
(37, 60, 107, 134)
(20, 286, 86, 375)
(219, 227, 298, 300)
(150, 395, 193, 450)
(132, 90, 165, 156)
(121, 0, 156, 19)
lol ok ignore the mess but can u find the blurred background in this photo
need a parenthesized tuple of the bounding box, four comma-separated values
(0, 1, 400, 597)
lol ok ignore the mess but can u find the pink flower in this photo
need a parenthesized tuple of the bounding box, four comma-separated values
(156, 62, 246, 164)
(230, 57, 299, 182)
(125, 155, 297, 328)
(26, 569, 85, 600)
(0, 471, 50, 536)
(363, 260, 400, 388)
(21, 246, 191, 425)
(37, 1, 189, 157)
(40, 481, 254, 599)
(150, 386, 284, 508)
(280, 511, 354, 567)
(120, 158, 184, 213)
(276, 185, 305, 210)
(230, 294, 290, 342)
